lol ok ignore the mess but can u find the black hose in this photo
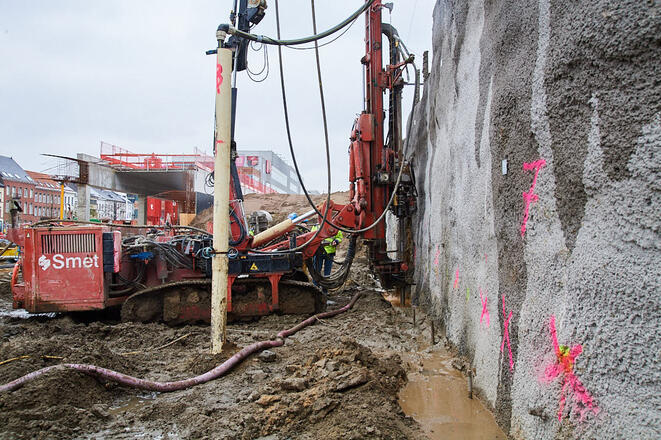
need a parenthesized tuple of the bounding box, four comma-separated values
(268, 8, 418, 236)
(220, 0, 375, 47)
(306, 235, 358, 289)
(229, 209, 246, 246)
(248, 0, 333, 256)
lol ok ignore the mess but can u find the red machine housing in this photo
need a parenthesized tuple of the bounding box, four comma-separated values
(10, 226, 125, 313)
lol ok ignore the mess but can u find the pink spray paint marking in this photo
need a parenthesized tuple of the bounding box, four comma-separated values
(216, 62, 224, 94)
(545, 316, 599, 422)
(521, 159, 546, 238)
(453, 268, 459, 289)
(479, 288, 490, 328)
(433, 246, 440, 266)
(500, 294, 514, 371)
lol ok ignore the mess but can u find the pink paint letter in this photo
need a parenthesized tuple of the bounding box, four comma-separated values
(521, 159, 546, 237)
(453, 268, 459, 289)
(433, 246, 440, 266)
(479, 288, 490, 327)
(216, 62, 224, 94)
(545, 316, 599, 422)
(500, 294, 514, 371)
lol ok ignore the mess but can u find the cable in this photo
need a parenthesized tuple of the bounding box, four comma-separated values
(284, 15, 359, 51)
(247, 0, 332, 256)
(246, 41, 269, 82)
(268, 3, 419, 236)
(221, 0, 375, 47)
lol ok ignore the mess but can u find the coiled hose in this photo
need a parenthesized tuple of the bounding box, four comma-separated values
(0, 292, 362, 393)
(305, 235, 358, 290)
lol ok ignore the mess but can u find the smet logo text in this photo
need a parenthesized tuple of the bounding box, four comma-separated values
(38, 254, 100, 271)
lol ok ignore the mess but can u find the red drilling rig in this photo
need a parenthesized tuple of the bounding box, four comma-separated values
(7, 0, 417, 324)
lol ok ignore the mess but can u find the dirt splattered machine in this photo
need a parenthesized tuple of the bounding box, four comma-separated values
(7, 0, 417, 323)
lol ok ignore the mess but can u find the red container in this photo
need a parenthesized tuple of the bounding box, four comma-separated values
(14, 226, 106, 312)
(164, 200, 179, 225)
(147, 197, 163, 225)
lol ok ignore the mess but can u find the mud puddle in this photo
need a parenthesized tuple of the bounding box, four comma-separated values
(108, 391, 160, 416)
(400, 350, 506, 440)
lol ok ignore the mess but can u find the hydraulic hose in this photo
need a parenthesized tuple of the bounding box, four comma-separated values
(228, 209, 246, 246)
(306, 235, 358, 289)
(0, 292, 362, 393)
(218, 0, 375, 47)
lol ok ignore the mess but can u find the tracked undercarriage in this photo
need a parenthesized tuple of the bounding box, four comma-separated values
(120, 277, 325, 325)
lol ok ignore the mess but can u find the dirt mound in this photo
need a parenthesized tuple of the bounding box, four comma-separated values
(236, 339, 412, 440)
(190, 191, 350, 229)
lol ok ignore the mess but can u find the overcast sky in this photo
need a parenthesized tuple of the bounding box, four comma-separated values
(0, 0, 435, 192)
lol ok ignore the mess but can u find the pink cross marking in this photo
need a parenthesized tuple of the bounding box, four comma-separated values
(479, 288, 490, 327)
(453, 268, 459, 289)
(521, 159, 546, 238)
(500, 294, 513, 371)
(216, 62, 224, 94)
(433, 246, 440, 266)
(545, 316, 599, 421)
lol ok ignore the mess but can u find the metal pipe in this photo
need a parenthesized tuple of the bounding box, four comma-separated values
(251, 209, 315, 248)
(211, 39, 233, 354)
(59, 183, 64, 220)
(0, 292, 362, 393)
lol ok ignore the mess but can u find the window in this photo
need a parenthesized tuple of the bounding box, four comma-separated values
(30, 189, 33, 198)
(23, 188, 27, 197)
(5, 186, 8, 195)
(11, 187, 15, 197)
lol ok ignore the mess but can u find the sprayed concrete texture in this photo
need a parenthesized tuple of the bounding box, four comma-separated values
(406, 0, 660, 438)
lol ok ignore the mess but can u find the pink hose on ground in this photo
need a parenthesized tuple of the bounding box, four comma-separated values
(0, 292, 362, 393)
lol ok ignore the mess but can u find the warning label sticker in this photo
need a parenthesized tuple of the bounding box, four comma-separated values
(250, 263, 259, 271)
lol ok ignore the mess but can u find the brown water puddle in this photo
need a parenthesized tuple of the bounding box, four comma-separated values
(382, 291, 411, 307)
(400, 350, 507, 440)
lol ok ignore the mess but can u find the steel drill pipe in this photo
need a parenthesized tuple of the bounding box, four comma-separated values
(0, 292, 362, 393)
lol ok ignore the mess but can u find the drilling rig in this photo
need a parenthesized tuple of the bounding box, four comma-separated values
(7, 0, 417, 323)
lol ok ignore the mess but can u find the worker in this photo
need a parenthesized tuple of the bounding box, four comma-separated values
(311, 223, 343, 283)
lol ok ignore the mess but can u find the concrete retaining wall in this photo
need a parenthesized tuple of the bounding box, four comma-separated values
(406, 0, 660, 438)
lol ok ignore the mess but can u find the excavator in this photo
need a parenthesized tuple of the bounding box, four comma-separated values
(6, 0, 417, 324)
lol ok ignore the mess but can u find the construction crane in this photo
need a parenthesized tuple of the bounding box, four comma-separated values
(5, 0, 417, 324)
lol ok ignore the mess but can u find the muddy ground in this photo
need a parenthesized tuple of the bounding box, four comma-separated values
(0, 265, 430, 440)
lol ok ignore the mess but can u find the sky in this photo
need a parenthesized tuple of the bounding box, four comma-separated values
(0, 0, 436, 192)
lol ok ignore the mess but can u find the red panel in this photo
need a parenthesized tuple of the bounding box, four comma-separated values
(26, 227, 106, 312)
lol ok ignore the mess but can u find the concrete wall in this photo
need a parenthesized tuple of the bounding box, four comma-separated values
(407, 0, 660, 438)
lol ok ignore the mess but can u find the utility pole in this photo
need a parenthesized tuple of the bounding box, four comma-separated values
(211, 30, 233, 354)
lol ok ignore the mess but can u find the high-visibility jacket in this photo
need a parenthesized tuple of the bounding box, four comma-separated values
(311, 225, 343, 254)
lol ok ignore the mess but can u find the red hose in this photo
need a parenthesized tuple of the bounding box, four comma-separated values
(0, 292, 362, 393)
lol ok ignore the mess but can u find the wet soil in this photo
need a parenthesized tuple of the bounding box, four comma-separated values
(0, 266, 423, 440)
(399, 348, 507, 440)
(0, 266, 507, 440)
